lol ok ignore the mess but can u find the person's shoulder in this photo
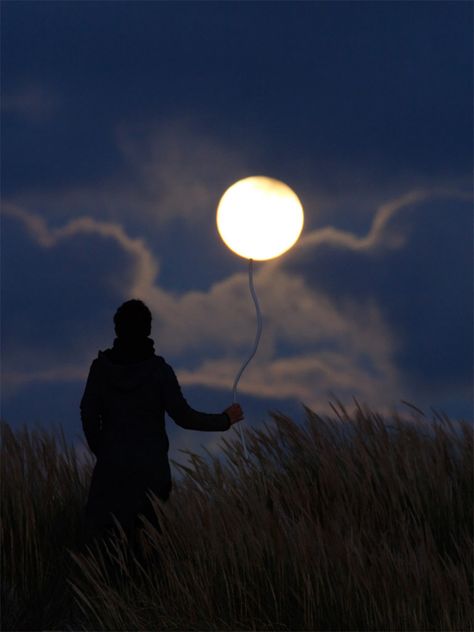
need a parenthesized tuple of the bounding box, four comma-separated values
(93, 350, 110, 367)
(152, 354, 166, 365)
(152, 355, 176, 378)
(85, 354, 103, 379)
(89, 349, 114, 373)
(152, 354, 171, 371)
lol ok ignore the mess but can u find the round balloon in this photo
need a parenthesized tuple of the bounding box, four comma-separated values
(217, 176, 304, 261)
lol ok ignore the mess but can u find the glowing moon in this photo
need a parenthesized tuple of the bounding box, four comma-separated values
(217, 176, 304, 261)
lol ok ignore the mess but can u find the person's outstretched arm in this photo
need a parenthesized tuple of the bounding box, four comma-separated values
(163, 363, 243, 431)
(80, 360, 103, 455)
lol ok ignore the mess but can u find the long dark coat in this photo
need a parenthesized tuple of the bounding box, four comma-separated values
(80, 337, 230, 543)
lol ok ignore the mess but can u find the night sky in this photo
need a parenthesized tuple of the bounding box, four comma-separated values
(2, 1, 472, 469)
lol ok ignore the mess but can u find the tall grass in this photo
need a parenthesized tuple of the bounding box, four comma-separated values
(1, 403, 473, 631)
(1, 421, 91, 629)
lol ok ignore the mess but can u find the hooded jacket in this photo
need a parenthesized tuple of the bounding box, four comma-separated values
(80, 337, 230, 483)
(80, 337, 231, 537)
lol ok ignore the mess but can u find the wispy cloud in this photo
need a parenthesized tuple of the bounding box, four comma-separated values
(177, 347, 400, 414)
(2, 365, 88, 391)
(261, 188, 471, 281)
(10, 123, 250, 229)
(2, 202, 159, 295)
(2, 83, 60, 122)
(4, 184, 469, 413)
(116, 121, 250, 224)
(3, 187, 435, 409)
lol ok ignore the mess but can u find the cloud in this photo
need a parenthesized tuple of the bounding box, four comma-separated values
(276, 192, 473, 414)
(2, 193, 410, 411)
(4, 184, 470, 420)
(2, 83, 60, 122)
(261, 187, 471, 282)
(9, 122, 252, 231)
(116, 121, 251, 224)
(3, 365, 87, 391)
(2, 202, 159, 296)
(178, 346, 400, 414)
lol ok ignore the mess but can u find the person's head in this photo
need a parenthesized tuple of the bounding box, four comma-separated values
(113, 299, 152, 340)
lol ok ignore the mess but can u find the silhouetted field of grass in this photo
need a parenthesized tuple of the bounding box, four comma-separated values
(1, 402, 473, 631)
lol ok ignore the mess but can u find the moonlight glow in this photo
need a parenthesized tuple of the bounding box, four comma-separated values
(217, 176, 304, 260)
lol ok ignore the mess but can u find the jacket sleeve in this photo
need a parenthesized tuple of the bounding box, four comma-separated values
(163, 363, 230, 432)
(80, 360, 103, 455)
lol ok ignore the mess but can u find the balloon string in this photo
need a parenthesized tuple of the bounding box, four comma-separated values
(232, 258, 263, 461)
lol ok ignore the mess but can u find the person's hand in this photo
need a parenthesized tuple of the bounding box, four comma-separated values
(224, 403, 244, 425)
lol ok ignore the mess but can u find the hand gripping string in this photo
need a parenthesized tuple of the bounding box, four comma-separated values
(232, 258, 263, 461)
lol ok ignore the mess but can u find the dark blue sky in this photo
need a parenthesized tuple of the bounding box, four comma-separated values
(1, 1, 472, 469)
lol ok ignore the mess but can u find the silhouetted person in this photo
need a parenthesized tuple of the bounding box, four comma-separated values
(81, 299, 243, 556)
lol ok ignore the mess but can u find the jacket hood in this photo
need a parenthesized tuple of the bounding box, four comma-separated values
(96, 350, 165, 393)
